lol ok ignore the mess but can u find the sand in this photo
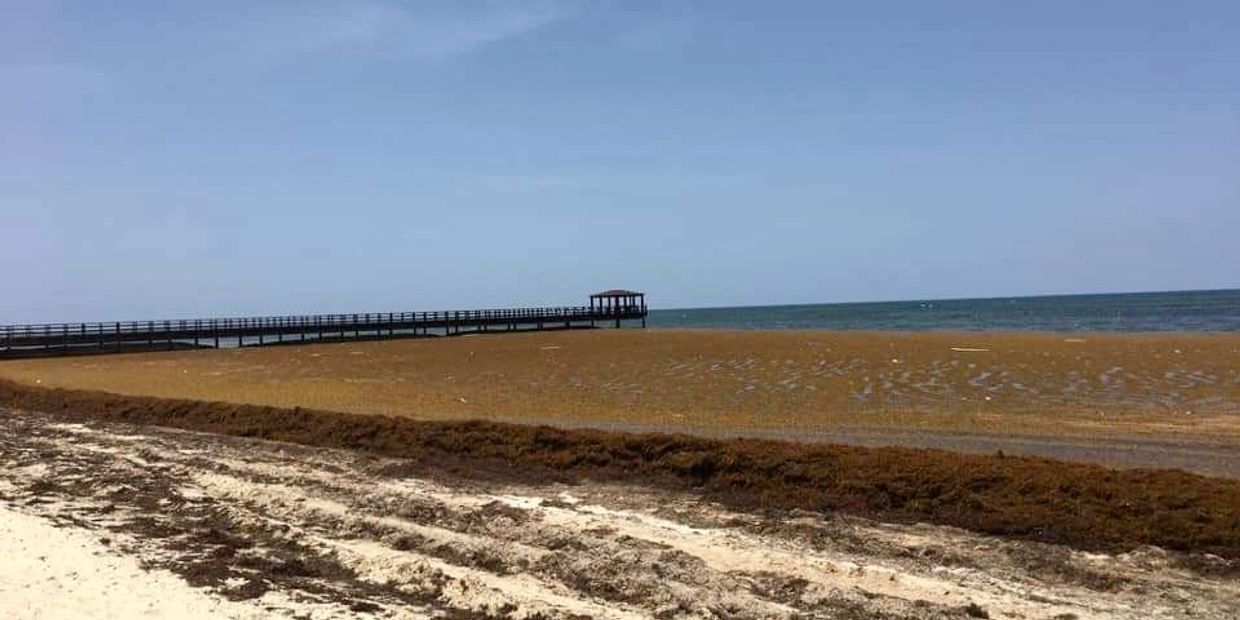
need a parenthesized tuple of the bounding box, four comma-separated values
(2, 329, 1237, 444)
(0, 506, 276, 620)
(8, 379, 1239, 556)
(4, 329, 1239, 618)
(4, 407, 1236, 619)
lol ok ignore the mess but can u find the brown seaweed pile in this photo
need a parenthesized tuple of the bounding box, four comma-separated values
(4, 378, 1238, 560)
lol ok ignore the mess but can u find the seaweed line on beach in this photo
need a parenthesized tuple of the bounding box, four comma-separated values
(3, 379, 1239, 561)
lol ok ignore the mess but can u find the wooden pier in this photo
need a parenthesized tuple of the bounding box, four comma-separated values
(1, 291, 648, 359)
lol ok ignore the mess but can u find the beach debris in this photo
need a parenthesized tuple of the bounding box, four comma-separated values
(962, 602, 990, 618)
(540, 346, 561, 351)
(1064, 338, 1087, 343)
(951, 347, 990, 352)
(458, 397, 468, 404)
(6, 405, 1238, 619)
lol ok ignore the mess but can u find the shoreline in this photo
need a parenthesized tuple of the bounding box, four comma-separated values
(517, 417, 1240, 479)
(648, 326, 1240, 335)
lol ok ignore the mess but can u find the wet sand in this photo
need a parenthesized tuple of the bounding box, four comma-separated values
(538, 419, 1240, 478)
(2, 329, 1236, 446)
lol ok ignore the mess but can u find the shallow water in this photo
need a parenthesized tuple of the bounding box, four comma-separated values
(650, 288, 1240, 332)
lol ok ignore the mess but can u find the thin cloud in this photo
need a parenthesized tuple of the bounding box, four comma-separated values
(247, 1, 574, 62)
(3, 3, 577, 89)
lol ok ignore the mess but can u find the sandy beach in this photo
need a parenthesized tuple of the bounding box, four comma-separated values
(4, 329, 1239, 618)
(3, 406, 1237, 619)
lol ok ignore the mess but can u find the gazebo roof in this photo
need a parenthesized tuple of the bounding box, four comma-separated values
(590, 289, 644, 298)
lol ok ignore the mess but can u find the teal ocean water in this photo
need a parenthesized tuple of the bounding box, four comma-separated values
(648, 289, 1240, 332)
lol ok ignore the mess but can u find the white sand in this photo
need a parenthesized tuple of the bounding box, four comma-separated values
(0, 506, 266, 620)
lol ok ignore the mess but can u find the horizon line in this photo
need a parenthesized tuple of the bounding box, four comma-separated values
(652, 286, 1240, 313)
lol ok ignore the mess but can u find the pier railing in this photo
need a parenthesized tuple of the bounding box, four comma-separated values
(1, 304, 647, 358)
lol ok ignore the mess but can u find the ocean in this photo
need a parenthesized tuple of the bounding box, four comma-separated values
(648, 289, 1240, 332)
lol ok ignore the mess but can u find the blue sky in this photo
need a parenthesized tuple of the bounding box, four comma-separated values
(3, 1, 1238, 321)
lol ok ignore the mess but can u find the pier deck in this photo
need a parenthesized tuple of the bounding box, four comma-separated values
(1, 303, 648, 359)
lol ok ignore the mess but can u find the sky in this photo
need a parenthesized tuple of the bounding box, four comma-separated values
(2, 1, 1238, 321)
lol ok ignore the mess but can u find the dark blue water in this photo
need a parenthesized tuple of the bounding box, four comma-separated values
(649, 289, 1240, 332)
